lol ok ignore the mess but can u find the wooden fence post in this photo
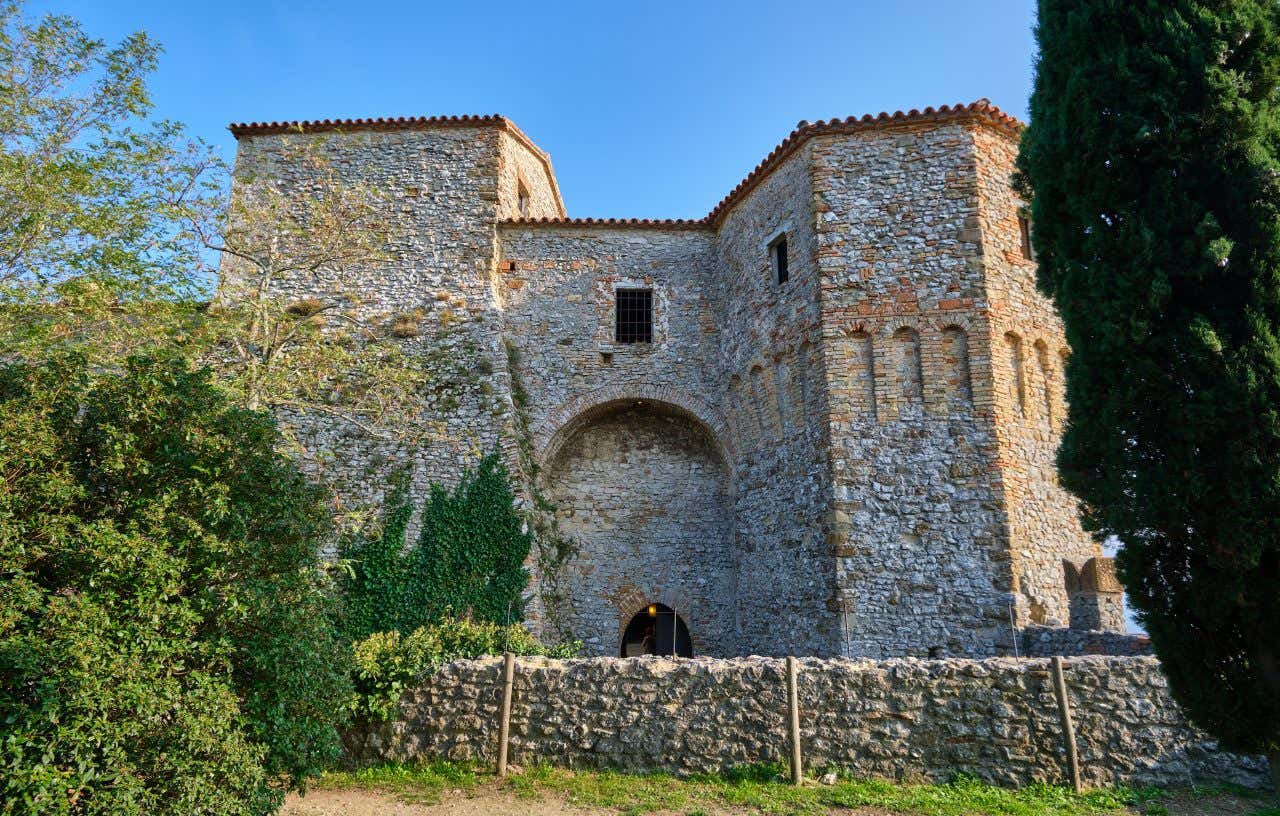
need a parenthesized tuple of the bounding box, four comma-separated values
(786, 655, 803, 786)
(497, 652, 515, 777)
(1050, 656, 1083, 793)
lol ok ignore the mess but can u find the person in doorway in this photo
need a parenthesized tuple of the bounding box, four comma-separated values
(640, 624, 656, 655)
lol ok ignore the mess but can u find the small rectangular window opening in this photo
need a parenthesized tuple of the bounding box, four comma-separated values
(615, 288, 653, 344)
(771, 235, 789, 284)
(517, 180, 531, 218)
(1018, 213, 1034, 260)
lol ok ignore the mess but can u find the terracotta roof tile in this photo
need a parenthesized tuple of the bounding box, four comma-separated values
(704, 99, 1022, 224)
(499, 216, 710, 230)
(227, 100, 1021, 229)
(227, 113, 510, 137)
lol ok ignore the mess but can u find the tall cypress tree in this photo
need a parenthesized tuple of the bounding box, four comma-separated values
(1017, 1, 1280, 785)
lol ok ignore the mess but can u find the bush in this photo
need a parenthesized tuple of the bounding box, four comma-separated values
(0, 354, 351, 815)
(340, 453, 532, 641)
(349, 619, 579, 720)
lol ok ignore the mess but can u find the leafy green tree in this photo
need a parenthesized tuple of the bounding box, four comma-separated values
(0, 1, 426, 463)
(0, 1, 214, 358)
(1016, 0, 1280, 785)
(0, 354, 351, 815)
(186, 135, 427, 440)
(340, 454, 532, 640)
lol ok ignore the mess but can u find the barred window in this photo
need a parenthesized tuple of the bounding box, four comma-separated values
(615, 288, 652, 344)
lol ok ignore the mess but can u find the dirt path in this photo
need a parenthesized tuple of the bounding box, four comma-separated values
(281, 786, 1272, 816)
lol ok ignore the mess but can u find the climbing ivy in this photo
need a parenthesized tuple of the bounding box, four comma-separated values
(502, 339, 577, 639)
(338, 473, 414, 640)
(339, 453, 531, 641)
(408, 453, 531, 625)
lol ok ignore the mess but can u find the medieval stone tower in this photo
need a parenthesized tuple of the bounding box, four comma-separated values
(226, 100, 1122, 659)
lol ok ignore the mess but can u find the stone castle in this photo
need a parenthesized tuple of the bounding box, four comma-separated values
(226, 99, 1125, 659)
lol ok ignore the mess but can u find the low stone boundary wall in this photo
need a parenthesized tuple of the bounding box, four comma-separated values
(346, 655, 1270, 790)
(1022, 625, 1153, 657)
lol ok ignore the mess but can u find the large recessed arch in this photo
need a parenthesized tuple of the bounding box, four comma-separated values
(537, 387, 737, 656)
(534, 383, 736, 474)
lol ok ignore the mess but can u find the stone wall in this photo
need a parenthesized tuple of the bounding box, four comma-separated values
(224, 126, 519, 524)
(811, 124, 1013, 658)
(1022, 625, 1152, 658)
(542, 406, 734, 655)
(227, 104, 1119, 660)
(348, 655, 1269, 791)
(713, 144, 838, 657)
(974, 125, 1097, 629)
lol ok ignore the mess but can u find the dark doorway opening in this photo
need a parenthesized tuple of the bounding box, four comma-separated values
(620, 603, 692, 657)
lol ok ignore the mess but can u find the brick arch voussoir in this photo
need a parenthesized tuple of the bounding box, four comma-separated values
(534, 383, 736, 472)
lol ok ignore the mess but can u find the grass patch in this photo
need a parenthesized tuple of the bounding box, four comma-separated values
(311, 759, 1263, 815)
(311, 760, 1280, 815)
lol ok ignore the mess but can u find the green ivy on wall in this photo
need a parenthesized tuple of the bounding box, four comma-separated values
(339, 453, 531, 642)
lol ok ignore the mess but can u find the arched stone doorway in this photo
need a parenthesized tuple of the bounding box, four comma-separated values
(620, 603, 693, 657)
(540, 399, 734, 656)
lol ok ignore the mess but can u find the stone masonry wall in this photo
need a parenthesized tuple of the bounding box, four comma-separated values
(1022, 625, 1152, 658)
(224, 127, 518, 522)
(496, 225, 727, 648)
(713, 144, 839, 657)
(543, 407, 734, 655)
(811, 124, 1013, 658)
(227, 106, 1119, 659)
(974, 125, 1099, 628)
(349, 655, 1269, 791)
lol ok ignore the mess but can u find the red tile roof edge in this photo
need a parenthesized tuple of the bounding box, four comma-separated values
(499, 216, 711, 230)
(496, 100, 1020, 229)
(704, 99, 1022, 225)
(227, 114, 567, 218)
(227, 100, 1020, 228)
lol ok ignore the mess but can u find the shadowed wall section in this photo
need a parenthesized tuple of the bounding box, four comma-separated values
(541, 403, 735, 656)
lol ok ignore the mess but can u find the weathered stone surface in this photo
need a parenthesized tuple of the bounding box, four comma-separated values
(345, 655, 1268, 790)
(226, 106, 1123, 658)
(1022, 625, 1152, 658)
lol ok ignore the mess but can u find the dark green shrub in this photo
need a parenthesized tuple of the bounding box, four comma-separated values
(0, 354, 351, 815)
(340, 453, 532, 641)
(349, 618, 579, 721)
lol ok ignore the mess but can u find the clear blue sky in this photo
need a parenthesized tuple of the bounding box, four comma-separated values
(35, 0, 1037, 219)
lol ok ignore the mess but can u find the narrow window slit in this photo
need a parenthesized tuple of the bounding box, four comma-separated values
(771, 235, 789, 284)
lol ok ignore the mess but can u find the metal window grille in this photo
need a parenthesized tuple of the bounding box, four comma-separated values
(772, 237, 789, 284)
(615, 288, 652, 343)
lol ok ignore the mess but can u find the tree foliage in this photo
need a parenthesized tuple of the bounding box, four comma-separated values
(0, 0, 426, 455)
(0, 354, 351, 815)
(183, 136, 427, 438)
(1017, 0, 1280, 774)
(0, 1, 215, 354)
(340, 454, 532, 642)
(349, 619, 578, 721)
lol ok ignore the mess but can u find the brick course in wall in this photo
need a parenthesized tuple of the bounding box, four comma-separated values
(225, 100, 1120, 658)
(344, 655, 1269, 790)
